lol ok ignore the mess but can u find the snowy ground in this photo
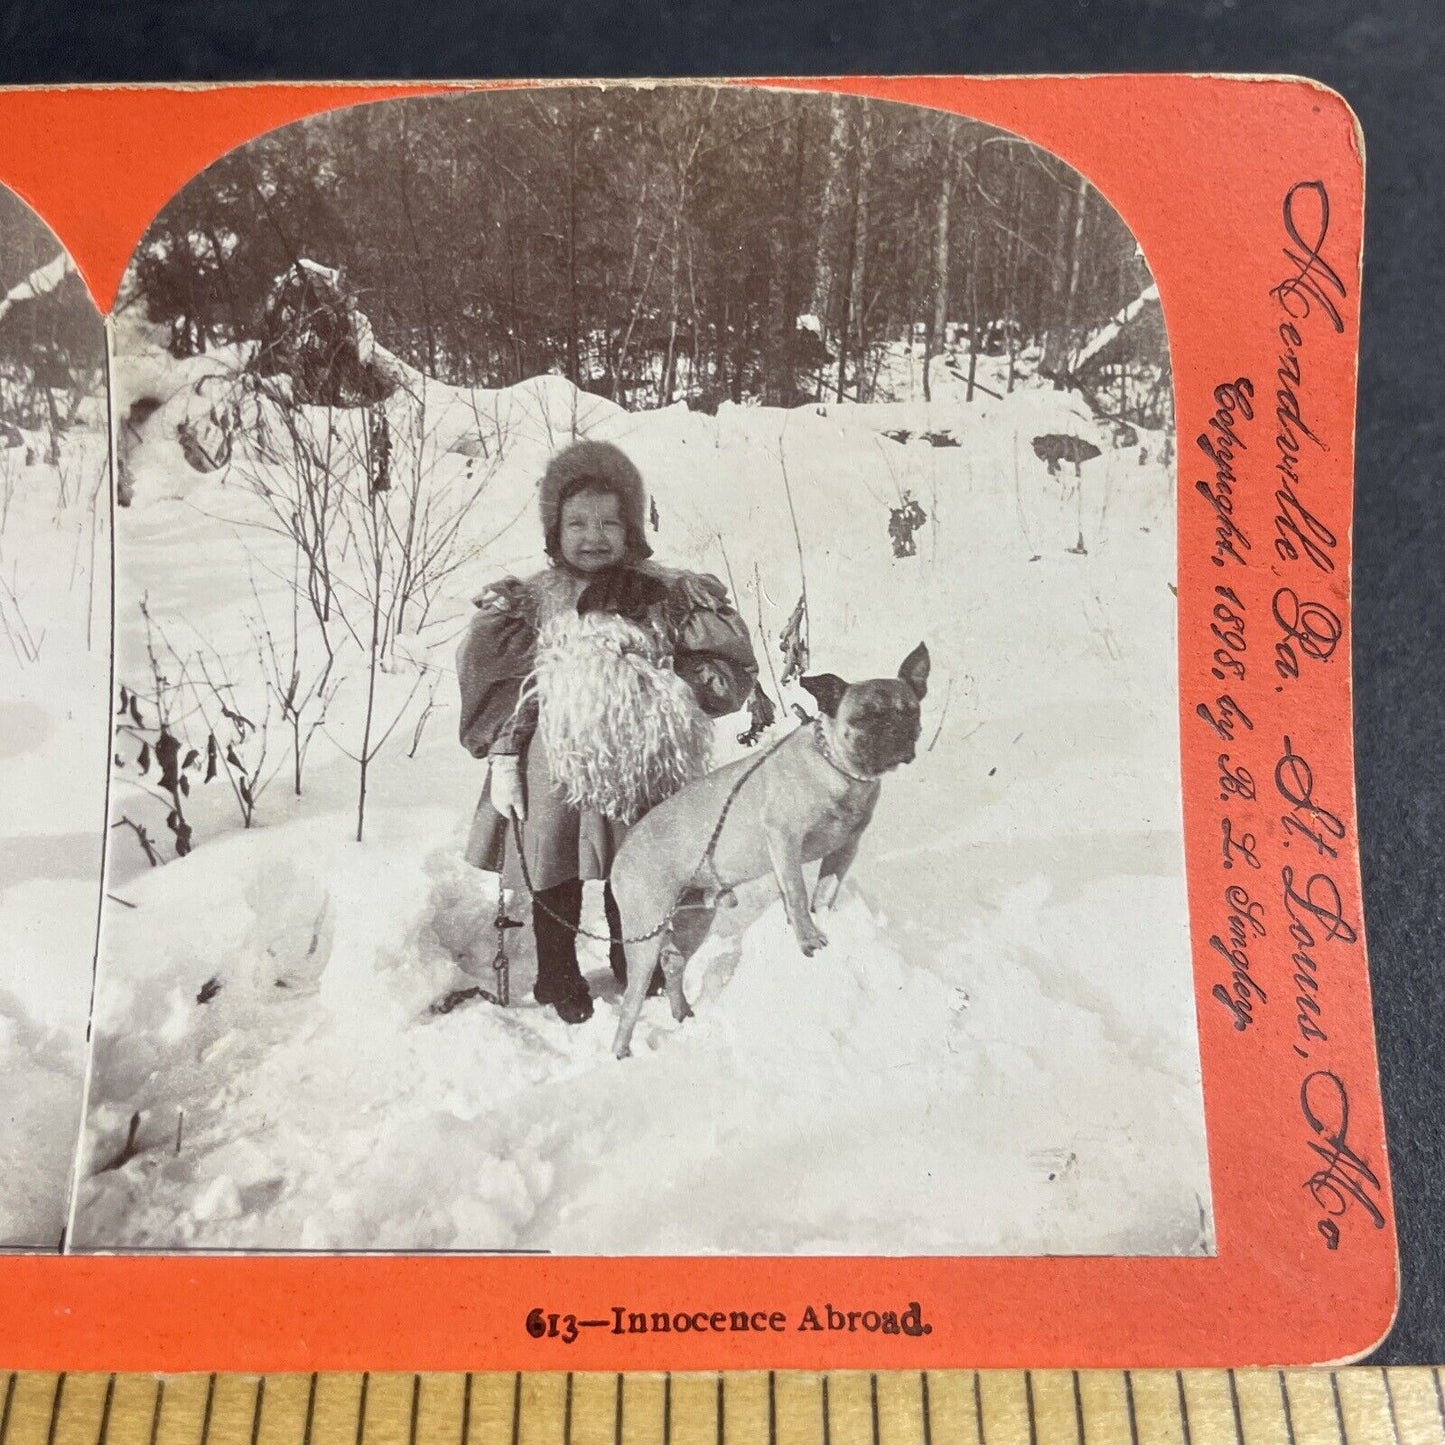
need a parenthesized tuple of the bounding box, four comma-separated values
(0, 419, 110, 1248)
(70, 325, 1212, 1255)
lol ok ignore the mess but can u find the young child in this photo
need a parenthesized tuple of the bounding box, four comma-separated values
(457, 440, 758, 1024)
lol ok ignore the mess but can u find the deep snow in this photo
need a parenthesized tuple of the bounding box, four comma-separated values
(0, 418, 110, 1248)
(70, 323, 1212, 1255)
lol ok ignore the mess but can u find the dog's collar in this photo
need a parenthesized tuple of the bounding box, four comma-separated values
(812, 718, 879, 784)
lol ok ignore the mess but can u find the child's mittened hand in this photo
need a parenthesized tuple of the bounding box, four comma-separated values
(693, 660, 726, 698)
(489, 755, 526, 821)
(678, 656, 731, 707)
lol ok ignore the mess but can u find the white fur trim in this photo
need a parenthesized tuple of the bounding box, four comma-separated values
(533, 611, 713, 823)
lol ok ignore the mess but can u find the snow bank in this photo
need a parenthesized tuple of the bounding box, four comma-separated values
(0, 424, 109, 1246)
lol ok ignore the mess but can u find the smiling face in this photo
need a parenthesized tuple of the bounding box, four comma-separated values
(558, 487, 628, 573)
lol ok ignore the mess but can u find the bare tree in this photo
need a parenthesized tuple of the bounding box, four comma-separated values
(127, 88, 1167, 419)
(922, 129, 956, 403)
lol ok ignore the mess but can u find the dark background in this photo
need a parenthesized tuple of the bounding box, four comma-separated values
(0, 0, 1439, 1364)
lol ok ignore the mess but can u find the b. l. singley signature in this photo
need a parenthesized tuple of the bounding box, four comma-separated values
(1301, 1069, 1387, 1249)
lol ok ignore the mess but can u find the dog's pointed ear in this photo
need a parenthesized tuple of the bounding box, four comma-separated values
(800, 673, 849, 718)
(898, 642, 930, 700)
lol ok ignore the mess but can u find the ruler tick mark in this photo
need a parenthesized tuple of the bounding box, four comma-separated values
(921, 1374, 932, 1445)
(510, 1375, 521, 1445)
(1382, 1369, 1402, 1445)
(1431, 1369, 1445, 1443)
(46, 1373, 67, 1445)
(302, 1377, 318, 1445)
(1331, 1372, 1349, 1445)
(460, 1376, 472, 1445)
(250, 1376, 265, 1445)
(1073, 1373, 1086, 1445)
(1175, 1371, 1193, 1445)
(1228, 1371, 1244, 1445)
(768, 1374, 777, 1445)
(96, 1374, 117, 1445)
(819, 1375, 828, 1445)
(148, 1378, 165, 1445)
(1125, 1373, 1139, 1445)
(614, 1374, 623, 1445)
(1278, 1372, 1298, 1445)
(408, 1376, 420, 1445)
(564, 1376, 573, 1445)
(974, 1373, 986, 1445)
(0, 1372, 16, 1445)
(870, 1376, 880, 1445)
(199, 1375, 216, 1445)
(356, 1375, 371, 1445)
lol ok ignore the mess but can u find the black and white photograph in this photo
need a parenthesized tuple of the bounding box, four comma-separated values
(0, 185, 110, 1249)
(60, 83, 1211, 1256)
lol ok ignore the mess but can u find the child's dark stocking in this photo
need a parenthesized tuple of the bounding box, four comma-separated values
(532, 879, 592, 1022)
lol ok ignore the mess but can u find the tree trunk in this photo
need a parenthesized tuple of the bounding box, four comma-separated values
(731, 290, 748, 404)
(686, 229, 702, 396)
(566, 94, 580, 387)
(396, 109, 438, 377)
(809, 97, 850, 341)
(965, 223, 980, 404)
(662, 211, 681, 405)
(847, 105, 872, 401)
(765, 115, 803, 406)
(923, 133, 954, 404)
(835, 208, 855, 402)
(777, 104, 809, 405)
(502, 176, 526, 384)
(44, 386, 61, 465)
(834, 106, 872, 402)
(1005, 165, 1022, 393)
(1060, 173, 1090, 369)
(1044, 173, 1090, 379)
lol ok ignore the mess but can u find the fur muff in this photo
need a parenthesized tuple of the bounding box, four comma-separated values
(539, 440, 653, 564)
(530, 608, 713, 824)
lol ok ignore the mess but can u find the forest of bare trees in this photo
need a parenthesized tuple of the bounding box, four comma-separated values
(0, 189, 104, 442)
(127, 86, 1168, 425)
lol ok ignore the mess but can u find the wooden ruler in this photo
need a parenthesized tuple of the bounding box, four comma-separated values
(4, 1371, 1445, 1445)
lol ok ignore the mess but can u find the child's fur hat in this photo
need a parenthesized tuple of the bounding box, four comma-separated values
(540, 440, 653, 563)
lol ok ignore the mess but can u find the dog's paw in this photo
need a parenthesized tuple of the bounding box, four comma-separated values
(811, 875, 841, 912)
(796, 921, 829, 956)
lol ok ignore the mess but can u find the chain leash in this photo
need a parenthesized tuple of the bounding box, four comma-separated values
(504, 725, 796, 946)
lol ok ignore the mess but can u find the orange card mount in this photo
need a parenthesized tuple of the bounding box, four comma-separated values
(0, 76, 1391, 1370)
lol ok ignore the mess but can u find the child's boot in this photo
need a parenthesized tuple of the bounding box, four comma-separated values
(532, 879, 593, 1023)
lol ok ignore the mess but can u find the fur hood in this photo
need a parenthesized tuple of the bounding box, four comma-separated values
(539, 439, 652, 563)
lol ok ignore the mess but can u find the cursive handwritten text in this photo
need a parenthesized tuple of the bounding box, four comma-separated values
(1301, 1070, 1386, 1249)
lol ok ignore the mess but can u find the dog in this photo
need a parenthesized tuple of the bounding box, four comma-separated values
(610, 642, 929, 1058)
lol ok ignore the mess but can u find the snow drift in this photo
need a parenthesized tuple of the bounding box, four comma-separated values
(0, 420, 109, 1247)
